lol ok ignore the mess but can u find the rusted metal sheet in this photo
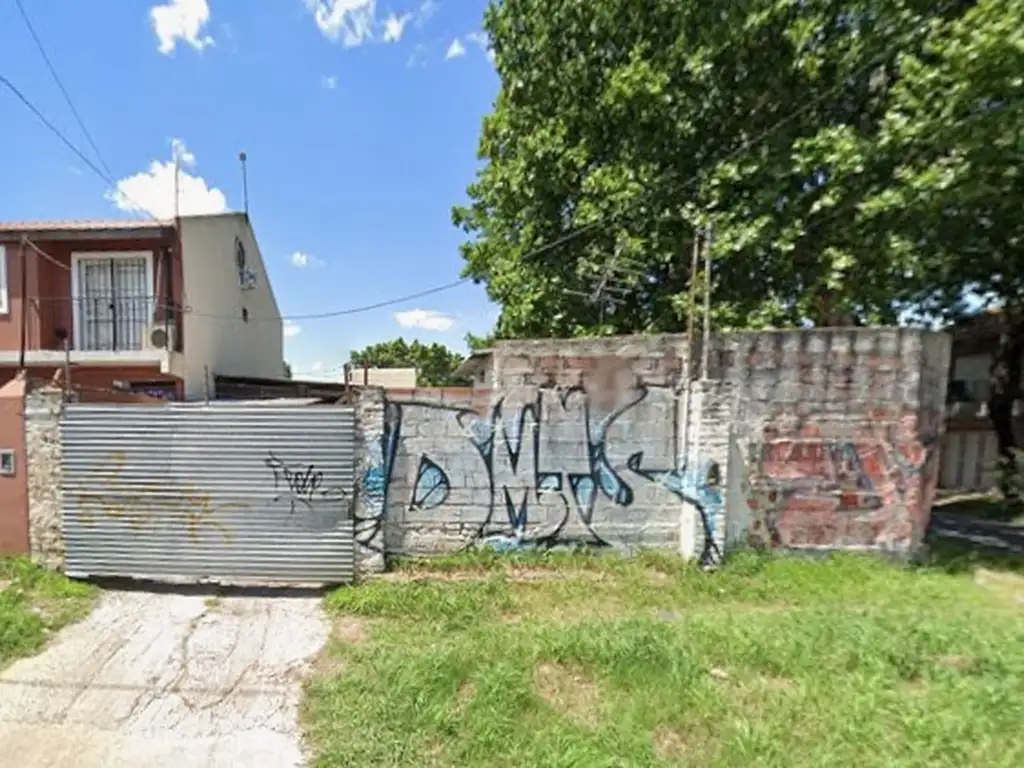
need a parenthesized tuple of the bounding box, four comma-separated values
(60, 402, 356, 585)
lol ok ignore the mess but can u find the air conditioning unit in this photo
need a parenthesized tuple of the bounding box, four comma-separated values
(146, 324, 177, 351)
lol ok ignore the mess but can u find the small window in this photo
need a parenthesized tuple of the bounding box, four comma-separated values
(0, 245, 8, 315)
(0, 449, 15, 477)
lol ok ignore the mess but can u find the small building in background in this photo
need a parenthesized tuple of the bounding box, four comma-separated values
(453, 350, 492, 387)
(941, 309, 1018, 492)
(344, 366, 417, 389)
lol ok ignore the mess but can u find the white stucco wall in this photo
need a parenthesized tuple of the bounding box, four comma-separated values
(178, 213, 283, 399)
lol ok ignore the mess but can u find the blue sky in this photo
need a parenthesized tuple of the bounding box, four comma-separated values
(1, 0, 500, 379)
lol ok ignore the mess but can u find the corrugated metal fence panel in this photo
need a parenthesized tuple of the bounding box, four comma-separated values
(61, 403, 357, 585)
(939, 430, 999, 492)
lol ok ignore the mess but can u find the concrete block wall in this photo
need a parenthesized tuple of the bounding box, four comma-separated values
(716, 329, 950, 554)
(352, 336, 744, 562)
(351, 329, 950, 564)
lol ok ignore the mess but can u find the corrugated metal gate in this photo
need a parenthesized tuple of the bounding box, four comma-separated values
(60, 403, 357, 585)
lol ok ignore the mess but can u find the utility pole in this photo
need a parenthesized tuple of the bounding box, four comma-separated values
(701, 224, 714, 379)
(685, 226, 702, 383)
(681, 226, 703, 459)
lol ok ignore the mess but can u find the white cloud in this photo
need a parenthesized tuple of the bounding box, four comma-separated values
(284, 321, 302, 338)
(305, 0, 376, 47)
(150, 0, 214, 55)
(321, 74, 338, 89)
(311, 360, 324, 372)
(466, 30, 495, 62)
(394, 309, 455, 332)
(445, 38, 465, 60)
(306, 0, 438, 48)
(382, 12, 411, 42)
(106, 139, 227, 219)
(290, 251, 325, 268)
(415, 0, 439, 27)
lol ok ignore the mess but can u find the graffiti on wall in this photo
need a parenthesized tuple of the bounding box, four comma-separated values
(355, 380, 723, 564)
(70, 451, 242, 544)
(264, 452, 347, 515)
(741, 414, 940, 551)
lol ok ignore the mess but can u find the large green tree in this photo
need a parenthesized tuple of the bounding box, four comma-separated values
(349, 339, 470, 387)
(453, 0, 977, 339)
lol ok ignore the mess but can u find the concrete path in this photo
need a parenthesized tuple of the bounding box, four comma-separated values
(0, 589, 330, 767)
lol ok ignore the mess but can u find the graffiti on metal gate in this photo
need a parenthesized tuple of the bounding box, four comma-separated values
(68, 451, 241, 545)
(355, 381, 723, 564)
(264, 452, 347, 515)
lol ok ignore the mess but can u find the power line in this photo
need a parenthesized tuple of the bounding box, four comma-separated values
(14, 0, 115, 180)
(5, 17, 955, 328)
(187, 278, 474, 322)
(0, 73, 115, 188)
(2, 66, 471, 323)
(20, 232, 474, 321)
(0, 71, 159, 221)
(21, 236, 70, 272)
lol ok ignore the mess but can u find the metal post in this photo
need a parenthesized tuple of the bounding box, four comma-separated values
(203, 365, 211, 404)
(239, 151, 249, 218)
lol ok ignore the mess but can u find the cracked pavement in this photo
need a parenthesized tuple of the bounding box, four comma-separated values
(0, 590, 330, 767)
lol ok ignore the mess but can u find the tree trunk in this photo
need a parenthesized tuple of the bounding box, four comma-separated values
(987, 311, 1024, 503)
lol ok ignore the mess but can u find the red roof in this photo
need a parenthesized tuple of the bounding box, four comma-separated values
(0, 218, 173, 233)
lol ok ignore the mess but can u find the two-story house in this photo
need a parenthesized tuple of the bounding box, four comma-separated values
(0, 212, 284, 400)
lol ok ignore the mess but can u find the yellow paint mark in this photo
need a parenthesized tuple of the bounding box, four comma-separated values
(69, 451, 246, 546)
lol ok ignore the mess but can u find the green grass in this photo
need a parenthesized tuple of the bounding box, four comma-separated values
(303, 549, 1024, 768)
(0, 557, 98, 667)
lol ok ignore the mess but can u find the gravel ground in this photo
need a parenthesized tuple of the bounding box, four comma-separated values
(0, 589, 329, 767)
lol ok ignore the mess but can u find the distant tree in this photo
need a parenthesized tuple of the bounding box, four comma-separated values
(349, 338, 469, 386)
(465, 332, 495, 352)
(282, 361, 293, 379)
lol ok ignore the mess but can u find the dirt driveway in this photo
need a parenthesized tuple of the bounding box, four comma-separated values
(0, 588, 329, 767)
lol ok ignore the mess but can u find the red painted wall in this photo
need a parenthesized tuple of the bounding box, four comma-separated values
(0, 375, 28, 554)
(0, 232, 183, 355)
